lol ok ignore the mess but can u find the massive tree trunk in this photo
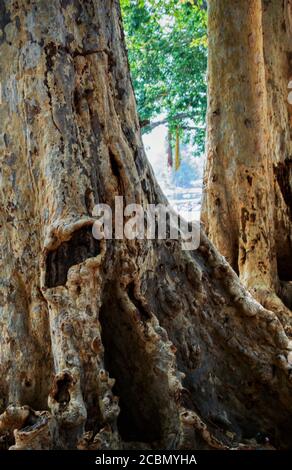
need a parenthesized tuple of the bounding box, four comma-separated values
(202, 0, 292, 321)
(1, 0, 292, 451)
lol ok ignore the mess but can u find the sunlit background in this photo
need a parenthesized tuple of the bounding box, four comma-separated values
(143, 123, 204, 221)
(121, 0, 208, 222)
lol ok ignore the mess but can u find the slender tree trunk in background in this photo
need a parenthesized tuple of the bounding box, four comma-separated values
(202, 0, 292, 322)
(1, 0, 292, 451)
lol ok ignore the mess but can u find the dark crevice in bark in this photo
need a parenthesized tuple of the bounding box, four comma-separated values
(85, 188, 94, 215)
(0, 433, 13, 450)
(52, 373, 71, 409)
(287, 51, 292, 74)
(99, 284, 164, 444)
(45, 226, 100, 288)
(0, 2, 10, 46)
(127, 281, 152, 321)
(278, 253, 292, 282)
(279, 281, 292, 309)
(109, 149, 122, 179)
(274, 158, 292, 215)
(44, 42, 63, 135)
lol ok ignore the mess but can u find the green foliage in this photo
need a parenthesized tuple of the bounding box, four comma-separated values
(120, 0, 208, 154)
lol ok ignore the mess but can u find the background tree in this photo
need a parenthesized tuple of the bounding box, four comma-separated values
(120, 0, 208, 155)
(0, 0, 292, 451)
(202, 0, 292, 322)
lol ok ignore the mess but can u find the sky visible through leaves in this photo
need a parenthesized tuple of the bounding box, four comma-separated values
(120, 0, 208, 155)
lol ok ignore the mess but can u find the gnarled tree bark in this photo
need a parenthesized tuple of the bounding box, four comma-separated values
(0, 0, 292, 451)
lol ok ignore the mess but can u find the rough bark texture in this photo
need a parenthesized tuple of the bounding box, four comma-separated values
(202, 0, 292, 321)
(1, 0, 292, 451)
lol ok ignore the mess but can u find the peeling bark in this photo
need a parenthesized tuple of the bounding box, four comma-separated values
(1, 0, 292, 451)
